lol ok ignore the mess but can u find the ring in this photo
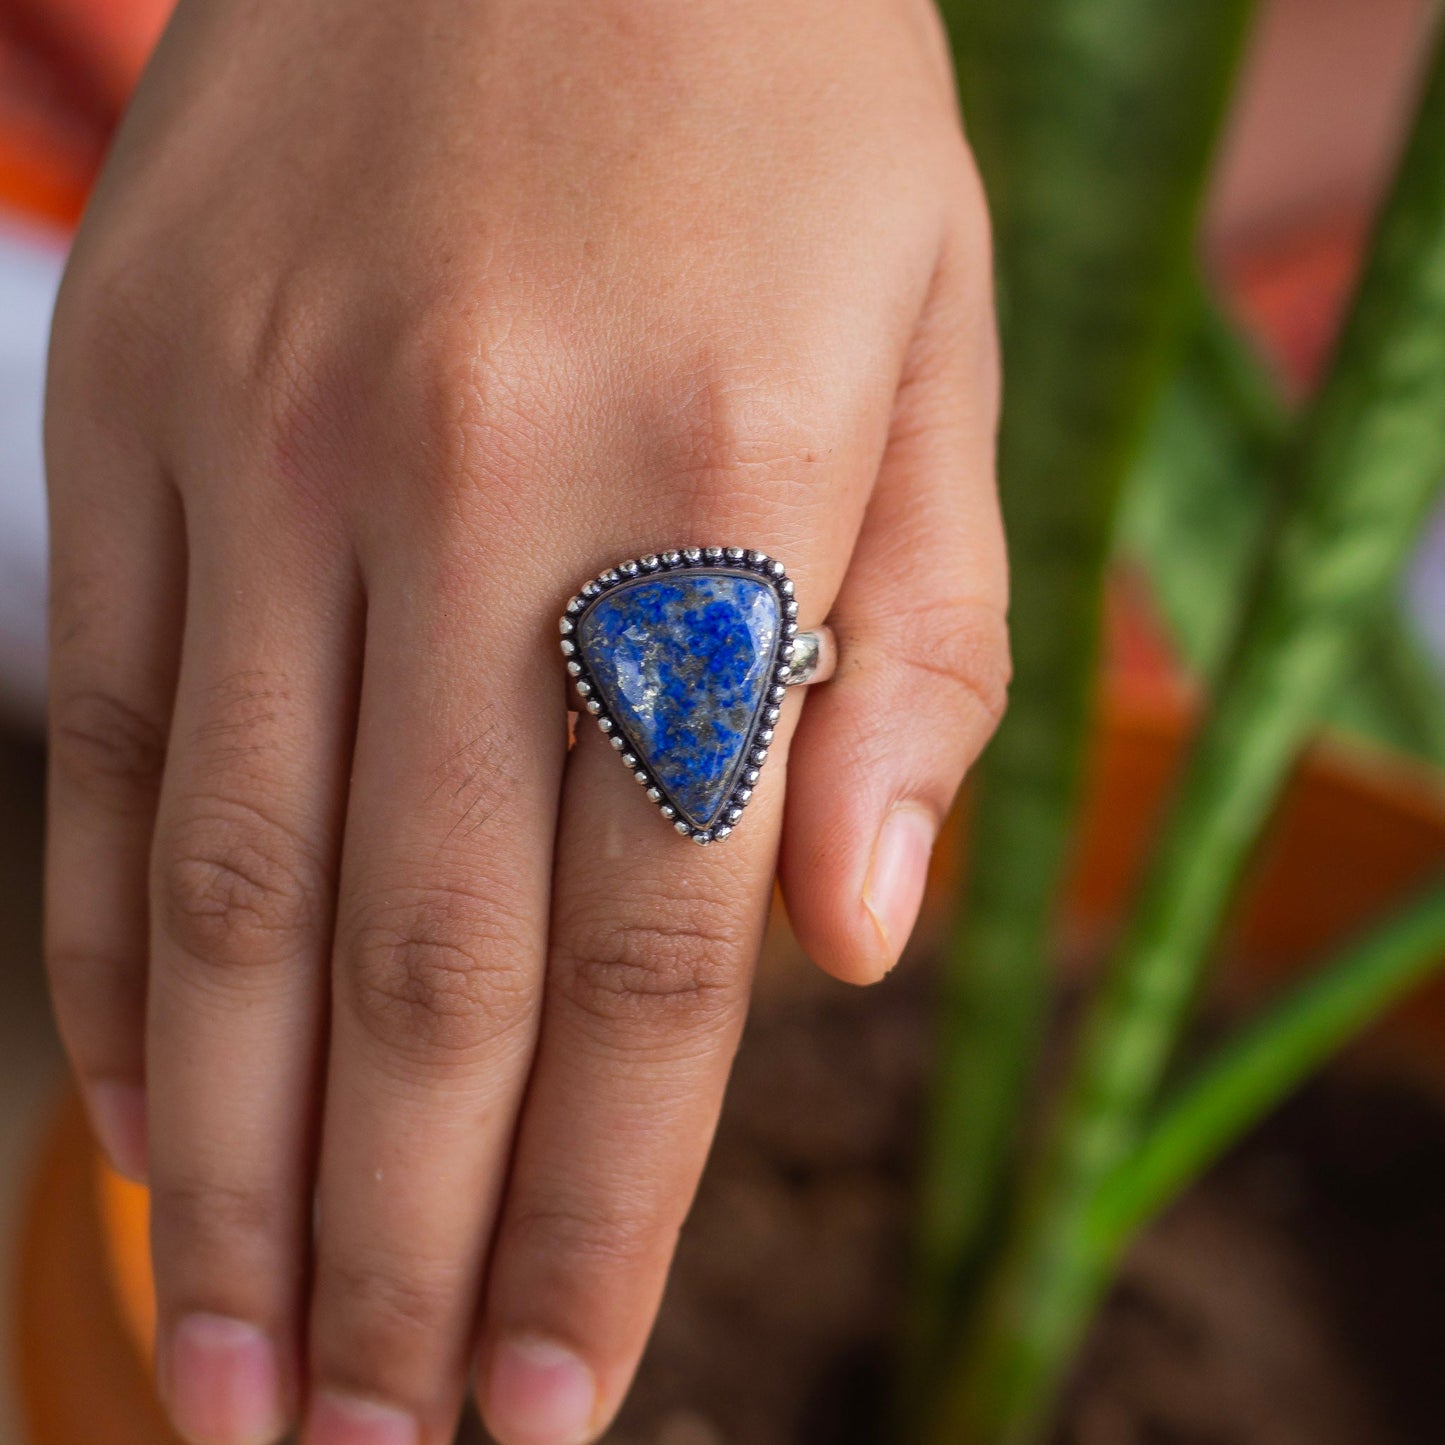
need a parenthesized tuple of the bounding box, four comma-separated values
(559, 547, 835, 844)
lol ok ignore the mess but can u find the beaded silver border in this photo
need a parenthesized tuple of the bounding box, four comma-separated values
(558, 547, 800, 845)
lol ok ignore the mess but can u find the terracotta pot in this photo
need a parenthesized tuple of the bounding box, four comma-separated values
(14, 677, 1445, 1445)
(1064, 681, 1445, 1093)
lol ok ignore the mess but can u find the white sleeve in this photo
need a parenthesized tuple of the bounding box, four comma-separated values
(0, 219, 65, 733)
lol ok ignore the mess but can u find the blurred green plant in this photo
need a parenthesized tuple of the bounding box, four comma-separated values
(908, 2, 1445, 1441)
(1121, 297, 1445, 764)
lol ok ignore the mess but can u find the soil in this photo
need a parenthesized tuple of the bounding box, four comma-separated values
(463, 932, 1445, 1445)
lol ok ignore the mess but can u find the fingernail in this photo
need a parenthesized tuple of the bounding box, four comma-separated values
(864, 804, 936, 968)
(167, 1313, 285, 1445)
(484, 1336, 597, 1445)
(88, 1079, 148, 1182)
(305, 1390, 418, 1445)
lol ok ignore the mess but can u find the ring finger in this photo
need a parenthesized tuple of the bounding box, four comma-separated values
(476, 518, 862, 1445)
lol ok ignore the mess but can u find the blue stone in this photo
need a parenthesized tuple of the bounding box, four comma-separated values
(578, 571, 780, 826)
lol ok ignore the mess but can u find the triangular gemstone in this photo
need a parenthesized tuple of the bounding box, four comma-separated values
(577, 571, 781, 827)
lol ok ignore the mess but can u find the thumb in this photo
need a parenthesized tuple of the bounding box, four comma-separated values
(779, 227, 1009, 984)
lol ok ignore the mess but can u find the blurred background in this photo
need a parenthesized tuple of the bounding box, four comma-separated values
(2, 1, 1444, 1443)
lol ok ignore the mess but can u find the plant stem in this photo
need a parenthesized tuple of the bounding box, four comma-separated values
(930, 31, 1445, 1444)
(1091, 883, 1445, 1251)
(908, 3, 1255, 1388)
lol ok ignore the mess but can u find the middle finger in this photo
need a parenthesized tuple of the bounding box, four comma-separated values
(304, 546, 565, 1445)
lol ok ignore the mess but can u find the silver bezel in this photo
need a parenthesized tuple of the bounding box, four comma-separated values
(560, 548, 796, 845)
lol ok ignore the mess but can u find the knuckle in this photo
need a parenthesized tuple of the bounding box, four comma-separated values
(889, 595, 1011, 730)
(49, 688, 167, 810)
(158, 800, 323, 970)
(321, 1251, 461, 1342)
(344, 885, 534, 1061)
(311, 1252, 468, 1400)
(245, 298, 355, 504)
(551, 906, 748, 1038)
(504, 1195, 665, 1278)
(151, 1175, 282, 1271)
(399, 310, 567, 510)
(660, 364, 834, 510)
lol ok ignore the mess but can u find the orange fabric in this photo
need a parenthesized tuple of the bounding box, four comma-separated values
(11, 0, 172, 112)
(0, 0, 169, 225)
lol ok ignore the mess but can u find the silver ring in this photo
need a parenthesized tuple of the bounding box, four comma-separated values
(559, 547, 834, 844)
(783, 625, 836, 687)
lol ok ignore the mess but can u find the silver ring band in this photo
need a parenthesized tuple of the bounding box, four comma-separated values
(784, 626, 835, 687)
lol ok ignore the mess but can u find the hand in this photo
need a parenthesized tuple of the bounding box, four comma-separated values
(44, 1, 1007, 1441)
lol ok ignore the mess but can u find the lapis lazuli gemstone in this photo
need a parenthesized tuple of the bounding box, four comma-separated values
(578, 571, 780, 826)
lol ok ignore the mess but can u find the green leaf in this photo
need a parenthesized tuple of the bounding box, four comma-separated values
(908, 0, 1257, 1405)
(1119, 298, 1445, 765)
(1090, 883, 1445, 1251)
(936, 31, 1445, 1445)
(1117, 299, 1286, 676)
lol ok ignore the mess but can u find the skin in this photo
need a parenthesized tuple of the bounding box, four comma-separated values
(42, 0, 1009, 1442)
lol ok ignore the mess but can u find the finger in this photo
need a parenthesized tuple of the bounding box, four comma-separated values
(780, 223, 1009, 984)
(145, 494, 360, 1445)
(476, 508, 873, 1442)
(303, 552, 565, 1445)
(44, 395, 182, 1183)
(475, 724, 782, 1445)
